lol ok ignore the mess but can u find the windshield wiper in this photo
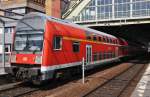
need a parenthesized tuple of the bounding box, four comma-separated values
(23, 41, 30, 51)
(32, 47, 39, 54)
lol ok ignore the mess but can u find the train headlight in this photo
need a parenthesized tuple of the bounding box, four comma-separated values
(35, 56, 41, 64)
(11, 54, 16, 63)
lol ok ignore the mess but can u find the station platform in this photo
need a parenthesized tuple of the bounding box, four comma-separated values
(0, 67, 5, 75)
(131, 63, 150, 97)
(0, 63, 10, 75)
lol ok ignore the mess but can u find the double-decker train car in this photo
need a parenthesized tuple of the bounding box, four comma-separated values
(5, 13, 128, 84)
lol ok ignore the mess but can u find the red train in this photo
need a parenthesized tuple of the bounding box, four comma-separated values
(5, 13, 129, 84)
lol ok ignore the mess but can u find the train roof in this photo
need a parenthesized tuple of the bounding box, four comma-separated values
(17, 12, 117, 39)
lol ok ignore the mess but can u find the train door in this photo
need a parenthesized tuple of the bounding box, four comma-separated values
(86, 45, 92, 64)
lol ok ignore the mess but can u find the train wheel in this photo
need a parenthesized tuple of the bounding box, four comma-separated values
(31, 76, 43, 85)
(32, 79, 43, 85)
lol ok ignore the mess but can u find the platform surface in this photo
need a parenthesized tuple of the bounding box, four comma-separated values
(131, 63, 150, 97)
(0, 63, 10, 75)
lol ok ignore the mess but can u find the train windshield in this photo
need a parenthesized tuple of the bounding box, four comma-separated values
(14, 15, 45, 53)
(14, 33, 43, 51)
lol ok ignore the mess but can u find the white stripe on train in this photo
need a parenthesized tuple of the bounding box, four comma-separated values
(41, 56, 124, 72)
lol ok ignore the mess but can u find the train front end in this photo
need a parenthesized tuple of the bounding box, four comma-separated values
(5, 13, 46, 83)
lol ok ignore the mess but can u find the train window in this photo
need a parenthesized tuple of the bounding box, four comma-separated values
(106, 52, 109, 59)
(99, 52, 102, 60)
(103, 37, 106, 42)
(112, 52, 115, 57)
(105, 53, 107, 59)
(108, 39, 110, 43)
(114, 40, 116, 44)
(93, 36, 97, 41)
(107, 52, 109, 59)
(53, 36, 62, 50)
(110, 39, 112, 43)
(109, 38, 111, 43)
(93, 53, 98, 61)
(103, 52, 106, 59)
(110, 52, 112, 58)
(109, 52, 111, 58)
(116, 40, 118, 44)
(98, 37, 101, 42)
(72, 41, 80, 52)
(104, 52, 107, 59)
(113, 40, 115, 44)
(108, 52, 110, 58)
(108, 52, 111, 58)
(87, 36, 91, 40)
(108, 53, 110, 58)
(115, 40, 118, 44)
(104, 37, 107, 43)
(106, 37, 109, 43)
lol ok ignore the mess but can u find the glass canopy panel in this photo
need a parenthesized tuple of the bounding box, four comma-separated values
(133, 1, 150, 17)
(74, 0, 150, 22)
(114, 0, 130, 18)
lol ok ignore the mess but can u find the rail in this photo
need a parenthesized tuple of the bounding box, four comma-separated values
(84, 60, 147, 97)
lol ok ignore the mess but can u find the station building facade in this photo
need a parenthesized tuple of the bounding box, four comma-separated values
(0, 0, 46, 63)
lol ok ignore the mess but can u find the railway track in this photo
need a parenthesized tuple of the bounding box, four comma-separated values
(0, 81, 23, 91)
(0, 57, 148, 97)
(20, 63, 134, 97)
(0, 82, 39, 97)
(84, 60, 147, 97)
(0, 74, 16, 85)
(8, 62, 122, 97)
(0, 72, 85, 97)
(23, 57, 147, 97)
(0, 78, 80, 97)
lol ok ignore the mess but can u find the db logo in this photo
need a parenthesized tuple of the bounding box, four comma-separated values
(23, 57, 28, 61)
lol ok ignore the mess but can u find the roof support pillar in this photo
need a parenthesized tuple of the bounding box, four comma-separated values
(45, 0, 61, 18)
(112, 0, 115, 19)
(130, 0, 133, 18)
(0, 19, 5, 70)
